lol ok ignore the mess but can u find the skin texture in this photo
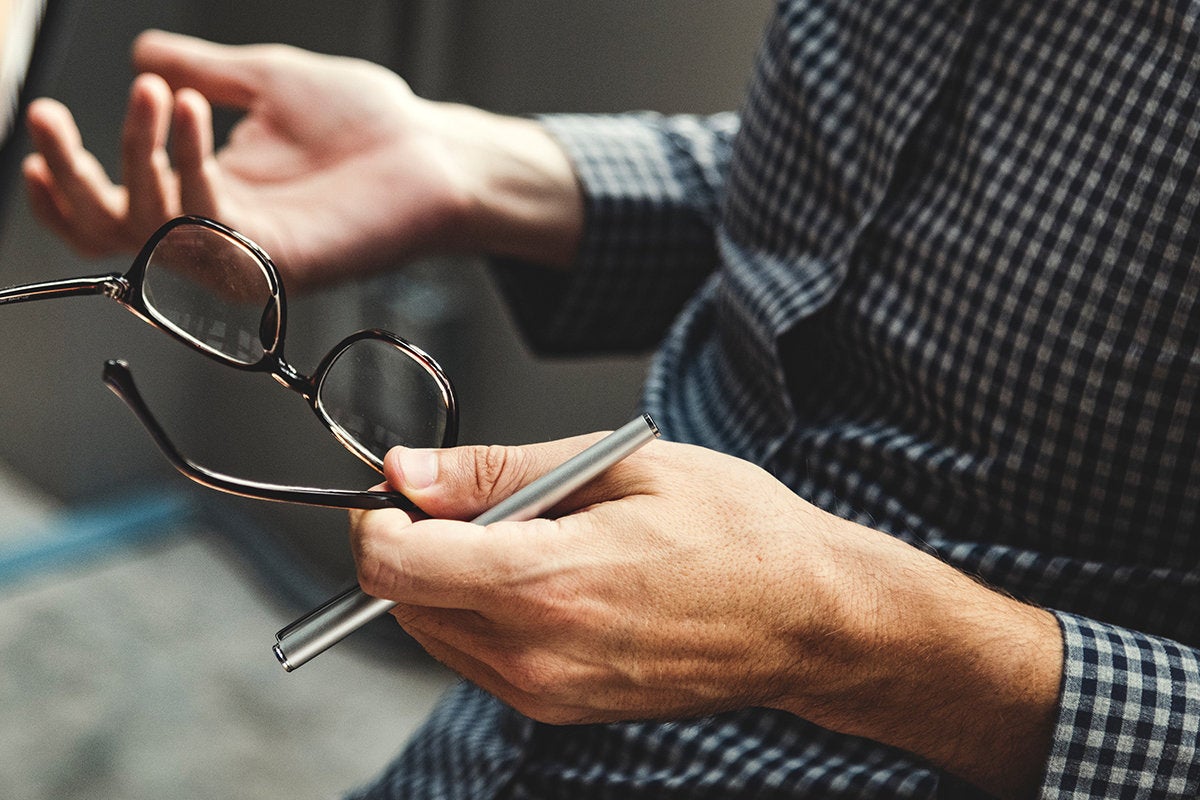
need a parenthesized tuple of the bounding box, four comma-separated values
(23, 30, 581, 287)
(23, 31, 1065, 798)
(352, 437, 1062, 799)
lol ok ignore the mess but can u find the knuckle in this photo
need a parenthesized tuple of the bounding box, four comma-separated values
(351, 515, 397, 599)
(354, 560, 383, 598)
(470, 444, 525, 503)
(503, 652, 567, 700)
(354, 551, 391, 600)
(538, 706, 585, 727)
(513, 667, 553, 699)
(248, 42, 301, 66)
(517, 699, 576, 727)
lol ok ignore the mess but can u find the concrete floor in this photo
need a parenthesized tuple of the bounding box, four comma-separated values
(0, 463, 457, 800)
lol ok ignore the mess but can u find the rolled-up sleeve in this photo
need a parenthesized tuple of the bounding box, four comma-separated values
(492, 112, 737, 356)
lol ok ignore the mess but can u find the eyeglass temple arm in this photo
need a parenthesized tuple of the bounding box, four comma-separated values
(101, 359, 420, 513)
(0, 273, 128, 305)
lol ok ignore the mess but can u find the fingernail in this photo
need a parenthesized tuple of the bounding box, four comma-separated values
(399, 448, 438, 490)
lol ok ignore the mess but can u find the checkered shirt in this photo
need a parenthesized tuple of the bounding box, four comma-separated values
(350, 1, 1200, 797)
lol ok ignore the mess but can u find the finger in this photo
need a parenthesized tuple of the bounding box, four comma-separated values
(132, 29, 266, 109)
(347, 503, 414, 576)
(400, 622, 550, 715)
(171, 87, 221, 217)
(398, 606, 597, 725)
(382, 432, 615, 521)
(22, 153, 72, 236)
(397, 605, 535, 673)
(353, 499, 572, 611)
(390, 602, 493, 643)
(24, 98, 130, 251)
(122, 73, 179, 236)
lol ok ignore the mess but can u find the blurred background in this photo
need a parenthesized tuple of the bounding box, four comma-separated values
(0, 1, 770, 797)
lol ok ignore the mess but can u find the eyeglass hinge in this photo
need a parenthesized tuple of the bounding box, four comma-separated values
(101, 274, 131, 300)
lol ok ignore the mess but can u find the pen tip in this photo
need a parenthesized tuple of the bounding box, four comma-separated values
(273, 644, 295, 672)
(642, 414, 661, 438)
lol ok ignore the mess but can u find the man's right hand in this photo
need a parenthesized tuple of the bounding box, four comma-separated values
(23, 30, 583, 290)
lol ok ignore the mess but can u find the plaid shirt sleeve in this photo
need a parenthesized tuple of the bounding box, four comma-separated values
(491, 112, 737, 355)
(1040, 613, 1200, 797)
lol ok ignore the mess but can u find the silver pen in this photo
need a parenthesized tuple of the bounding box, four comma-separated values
(273, 414, 661, 671)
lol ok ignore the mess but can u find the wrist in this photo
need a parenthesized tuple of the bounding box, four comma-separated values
(772, 522, 1062, 798)
(429, 102, 584, 268)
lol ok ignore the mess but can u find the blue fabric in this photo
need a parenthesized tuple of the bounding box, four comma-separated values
(353, 1, 1200, 796)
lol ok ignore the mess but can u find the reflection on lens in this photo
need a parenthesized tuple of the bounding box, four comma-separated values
(316, 338, 450, 466)
(142, 223, 275, 365)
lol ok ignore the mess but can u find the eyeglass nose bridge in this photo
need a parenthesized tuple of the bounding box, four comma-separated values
(267, 355, 318, 399)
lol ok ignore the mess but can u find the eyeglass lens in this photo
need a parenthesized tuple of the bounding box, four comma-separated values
(317, 337, 451, 464)
(133, 217, 454, 470)
(142, 224, 274, 366)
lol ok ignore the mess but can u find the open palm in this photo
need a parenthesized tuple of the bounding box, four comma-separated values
(24, 30, 470, 289)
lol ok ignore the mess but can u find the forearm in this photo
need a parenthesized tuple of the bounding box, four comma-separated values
(773, 519, 1062, 798)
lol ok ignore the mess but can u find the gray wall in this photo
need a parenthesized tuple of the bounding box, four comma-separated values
(0, 1, 771, 586)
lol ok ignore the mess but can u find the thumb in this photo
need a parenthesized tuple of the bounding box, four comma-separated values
(384, 434, 609, 521)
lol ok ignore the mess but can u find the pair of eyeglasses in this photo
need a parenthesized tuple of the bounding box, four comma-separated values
(0, 215, 458, 511)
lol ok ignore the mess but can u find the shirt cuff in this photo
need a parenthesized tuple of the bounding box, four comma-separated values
(1040, 611, 1200, 797)
(491, 113, 733, 355)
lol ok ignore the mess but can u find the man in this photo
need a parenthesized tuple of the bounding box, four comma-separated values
(23, 3, 1200, 797)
